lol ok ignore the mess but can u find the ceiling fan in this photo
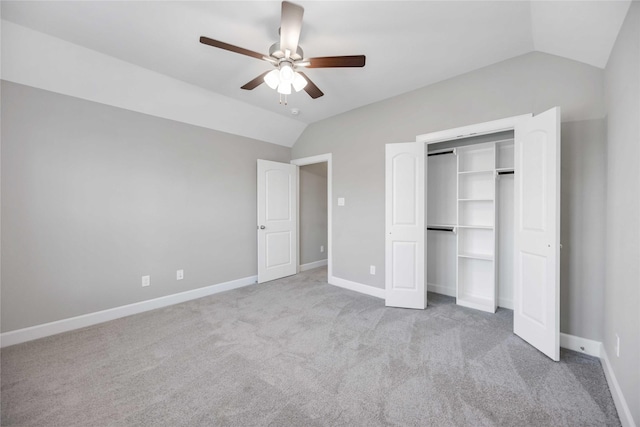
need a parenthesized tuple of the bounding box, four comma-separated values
(200, 1, 366, 103)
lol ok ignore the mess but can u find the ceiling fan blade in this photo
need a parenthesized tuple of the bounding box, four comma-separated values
(297, 72, 324, 99)
(280, 1, 304, 56)
(307, 55, 366, 68)
(200, 36, 265, 61)
(241, 71, 271, 90)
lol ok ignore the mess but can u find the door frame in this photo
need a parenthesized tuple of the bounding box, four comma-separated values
(291, 153, 333, 278)
(415, 114, 532, 144)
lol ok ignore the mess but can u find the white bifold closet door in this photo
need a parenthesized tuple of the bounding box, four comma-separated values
(257, 160, 297, 284)
(514, 107, 561, 361)
(385, 142, 426, 309)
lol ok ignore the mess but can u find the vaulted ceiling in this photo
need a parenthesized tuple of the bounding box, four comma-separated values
(1, 1, 631, 144)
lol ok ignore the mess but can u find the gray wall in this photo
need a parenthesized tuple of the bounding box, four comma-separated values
(560, 119, 606, 342)
(1, 81, 290, 332)
(291, 51, 606, 342)
(299, 163, 328, 265)
(604, 2, 640, 424)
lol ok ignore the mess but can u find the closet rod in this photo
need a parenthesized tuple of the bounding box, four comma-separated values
(427, 149, 455, 157)
(427, 226, 455, 232)
(497, 170, 514, 175)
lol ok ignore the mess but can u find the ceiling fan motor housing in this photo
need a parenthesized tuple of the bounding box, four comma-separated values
(269, 42, 304, 61)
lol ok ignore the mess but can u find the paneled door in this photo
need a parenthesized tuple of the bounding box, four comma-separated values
(257, 160, 297, 283)
(514, 107, 561, 361)
(385, 142, 427, 309)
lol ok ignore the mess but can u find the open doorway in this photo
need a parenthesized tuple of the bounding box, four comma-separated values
(299, 163, 328, 271)
(291, 154, 332, 277)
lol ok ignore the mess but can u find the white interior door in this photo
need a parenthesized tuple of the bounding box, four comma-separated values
(385, 142, 426, 309)
(514, 107, 561, 361)
(257, 160, 297, 283)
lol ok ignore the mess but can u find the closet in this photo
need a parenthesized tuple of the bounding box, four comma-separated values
(426, 133, 514, 313)
(385, 108, 561, 361)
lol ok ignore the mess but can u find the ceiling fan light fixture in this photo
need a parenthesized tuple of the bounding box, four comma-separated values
(292, 72, 307, 92)
(264, 69, 280, 89)
(277, 82, 292, 95)
(279, 63, 295, 84)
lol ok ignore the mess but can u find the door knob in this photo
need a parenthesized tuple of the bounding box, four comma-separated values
(260, 225, 266, 229)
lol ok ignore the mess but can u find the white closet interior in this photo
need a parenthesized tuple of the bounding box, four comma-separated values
(426, 131, 515, 313)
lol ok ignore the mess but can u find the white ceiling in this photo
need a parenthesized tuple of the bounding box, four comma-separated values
(1, 1, 631, 126)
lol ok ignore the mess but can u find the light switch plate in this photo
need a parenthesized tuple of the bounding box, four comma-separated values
(338, 197, 345, 206)
(141, 275, 150, 287)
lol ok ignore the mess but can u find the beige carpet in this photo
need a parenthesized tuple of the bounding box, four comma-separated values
(1, 267, 620, 426)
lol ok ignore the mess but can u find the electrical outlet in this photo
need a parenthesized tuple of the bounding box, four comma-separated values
(141, 275, 150, 287)
(320, 245, 324, 253)
(615, 334, 620, 357)
(370, 265, 376, 275)
(177, 269, 184, 280)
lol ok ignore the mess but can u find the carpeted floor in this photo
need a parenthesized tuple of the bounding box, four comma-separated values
(1, 267, 620, 426)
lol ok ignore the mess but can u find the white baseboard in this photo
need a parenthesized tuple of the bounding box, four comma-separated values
(329, 275, 385, 299)
(559, 333, 603, 358)
(300, 259, 328, 272)
(0, 275, 257, 348)
(427, 283, 455, 297)
(601, 348, 637, 427)
(559, 334, 636, 427)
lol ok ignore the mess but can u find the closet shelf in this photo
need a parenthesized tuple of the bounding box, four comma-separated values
(428, 148, 456, 157)
(458, 198, 494, 202)
(458, 169, 494, 175)
(457, 225, 494, 230)
(458, 252, 493, 261)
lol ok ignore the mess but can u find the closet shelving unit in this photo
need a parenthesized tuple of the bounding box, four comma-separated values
(455, 142, 497, 312)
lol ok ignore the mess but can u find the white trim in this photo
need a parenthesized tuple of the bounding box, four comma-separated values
(329, 275, 386, 299)
(291, 154, 332, 166)
(416, 114, 532, 144)
(300, 259, 328, 272)
(295, 165, 301, 274)
(427, 283, 456, 297)
(601, 348, 637, 427)
(291, 153, 332, 279)
(0, 275, 257, 348)
(559, 333, 603, 358)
